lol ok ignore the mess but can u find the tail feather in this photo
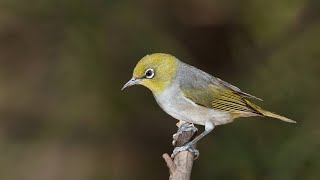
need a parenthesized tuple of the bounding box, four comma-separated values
(245, 100, 296, 123)
(260, 110, 296, 123)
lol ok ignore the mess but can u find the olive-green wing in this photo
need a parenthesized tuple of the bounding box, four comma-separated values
(181, 82, 296, 122)
(216, 78, 262, 101)
(181, 84, 261, 116)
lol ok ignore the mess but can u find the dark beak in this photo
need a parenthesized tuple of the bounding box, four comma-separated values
(121, 78, 141, 90)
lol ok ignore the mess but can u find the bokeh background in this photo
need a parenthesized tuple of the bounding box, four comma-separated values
(0, 0, 319, 179)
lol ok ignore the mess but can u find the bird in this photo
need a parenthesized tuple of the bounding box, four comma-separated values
(122, 53, 296, 158)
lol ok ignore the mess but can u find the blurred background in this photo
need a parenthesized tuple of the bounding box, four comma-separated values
(0, 0, 319, 179)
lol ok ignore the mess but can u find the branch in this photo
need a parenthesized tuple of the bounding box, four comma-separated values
(163, 122, 197, 180)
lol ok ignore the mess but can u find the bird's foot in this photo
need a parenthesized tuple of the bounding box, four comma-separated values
(172, 123, 198, 146)
(171, 142, 199, 159)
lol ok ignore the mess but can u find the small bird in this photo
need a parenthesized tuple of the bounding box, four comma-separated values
(122, 53, 296, 157)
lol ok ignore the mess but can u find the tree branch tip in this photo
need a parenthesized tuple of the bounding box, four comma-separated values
(163, 153, 176, 173)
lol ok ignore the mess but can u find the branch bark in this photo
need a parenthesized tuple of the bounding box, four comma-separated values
(163, 123, 197, 180)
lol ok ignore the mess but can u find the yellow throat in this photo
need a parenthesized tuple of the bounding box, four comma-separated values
(133, 53, 178, 94)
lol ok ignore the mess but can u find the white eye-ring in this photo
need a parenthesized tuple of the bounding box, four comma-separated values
(145, 68, 155, 79)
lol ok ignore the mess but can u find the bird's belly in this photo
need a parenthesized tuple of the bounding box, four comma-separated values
(155, 90, 233, 126)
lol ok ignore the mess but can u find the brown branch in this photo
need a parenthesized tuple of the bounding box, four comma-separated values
(163, 122, 197, 180)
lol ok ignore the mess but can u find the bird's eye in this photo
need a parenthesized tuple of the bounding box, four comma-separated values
(145, 68, 155, 79)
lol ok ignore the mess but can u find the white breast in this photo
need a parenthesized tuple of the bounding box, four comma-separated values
(154, 84, 233, 126)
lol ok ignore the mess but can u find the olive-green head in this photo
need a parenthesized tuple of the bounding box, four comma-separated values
(122, 53, 178, 94)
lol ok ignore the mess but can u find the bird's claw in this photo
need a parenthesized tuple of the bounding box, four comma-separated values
(171, 143, 199, 159)
(172, 123, 198, 146)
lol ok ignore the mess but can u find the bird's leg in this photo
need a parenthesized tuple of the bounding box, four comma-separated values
(171, 121, 215, 159)
(172, 121, 198, 146)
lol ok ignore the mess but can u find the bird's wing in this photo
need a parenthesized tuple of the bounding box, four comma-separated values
(216, 78, 262, 101)
(180, 79, 261, 116)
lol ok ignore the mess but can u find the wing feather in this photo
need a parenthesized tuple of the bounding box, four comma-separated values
(217, 78, 263, 101)
(181, 84, 261, 116)
(178, 63, 262, 116)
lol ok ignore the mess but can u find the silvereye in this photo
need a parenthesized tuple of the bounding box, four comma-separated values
(122, 53, 296, 157)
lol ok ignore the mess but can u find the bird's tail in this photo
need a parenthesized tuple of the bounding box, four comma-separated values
(245, 100, 296, 123)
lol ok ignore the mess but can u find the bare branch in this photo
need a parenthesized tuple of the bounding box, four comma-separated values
(163, 122, 197, 180)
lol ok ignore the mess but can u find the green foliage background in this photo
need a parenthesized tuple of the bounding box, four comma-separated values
(0, 0, 319, 179)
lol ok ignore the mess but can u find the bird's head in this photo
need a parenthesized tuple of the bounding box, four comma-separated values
(122, 53, 178, 94)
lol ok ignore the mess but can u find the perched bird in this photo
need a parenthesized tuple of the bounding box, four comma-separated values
(122, 53, 296, 157)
